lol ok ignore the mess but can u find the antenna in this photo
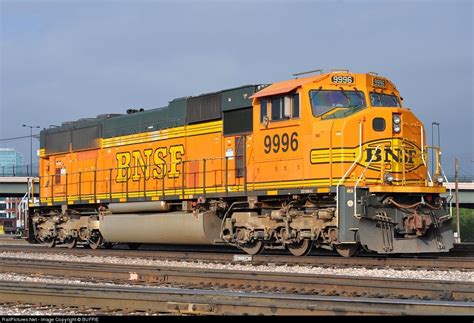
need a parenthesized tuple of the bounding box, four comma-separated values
(292, 69, 323, 78)
(368, 71, 379, 75)
(331, 68, 350, 73)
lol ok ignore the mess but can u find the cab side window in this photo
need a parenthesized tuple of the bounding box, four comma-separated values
(271, 97, 284, 120)
(260, 99, 267, 123)
(262, 93, 300, 122)
(292, 94, 299, 118)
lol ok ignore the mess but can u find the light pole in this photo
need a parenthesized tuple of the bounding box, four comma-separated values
(22, 124, 40, 176)
(431, 122, 440, 176)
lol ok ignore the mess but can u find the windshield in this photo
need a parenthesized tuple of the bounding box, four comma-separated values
(310, 90, 366, 116)
(370, 92, 400, 107)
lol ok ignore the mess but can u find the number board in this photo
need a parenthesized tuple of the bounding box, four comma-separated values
(331, 75, 354, 85)
(264, 132, 298, 154)
(373, 78, 387, 88)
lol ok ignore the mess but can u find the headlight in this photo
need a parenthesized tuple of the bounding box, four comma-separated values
(436, 176, 444, 184)
(384, 173, 394, 184)
(393, 114, 401, 133)
(393, 114, 401, 124)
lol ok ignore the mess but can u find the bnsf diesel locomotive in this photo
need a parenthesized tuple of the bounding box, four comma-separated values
(27, 70, 454, 256)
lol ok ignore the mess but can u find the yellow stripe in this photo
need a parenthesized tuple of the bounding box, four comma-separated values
(310, 148, 356, 163)
(369, 186, 445, 193)
(102, 120, 223, 148)
(317, 187, 331, 193)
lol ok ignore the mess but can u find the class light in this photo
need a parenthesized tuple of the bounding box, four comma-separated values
(384, 173, 394, 184)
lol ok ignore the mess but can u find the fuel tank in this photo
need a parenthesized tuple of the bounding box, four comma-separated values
(99, 211, 222, 244)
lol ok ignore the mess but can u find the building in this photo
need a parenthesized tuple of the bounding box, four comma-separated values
(0, 197, 19, 218)
(0, 197, 20, 234)
(0, 148, 24, 176)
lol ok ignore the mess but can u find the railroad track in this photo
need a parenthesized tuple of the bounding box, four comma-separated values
(1, 256, 473, 302)
(1, 243, 473, 271)
(3, 280, 473, 315)
(0, 266, 473, 315)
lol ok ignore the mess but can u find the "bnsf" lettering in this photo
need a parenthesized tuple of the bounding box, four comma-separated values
(365, 147, 416, 164)
(115, 145, 185, 182)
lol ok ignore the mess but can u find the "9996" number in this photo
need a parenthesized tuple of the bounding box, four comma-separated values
(331, 75, 354, 84)
(373, 78, 386, 88)
(264, 132, 298, 154)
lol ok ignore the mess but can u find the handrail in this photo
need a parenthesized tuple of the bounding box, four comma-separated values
(353, 145, 381, 219)
(420, 125, 433, 184)
(438, 162, 452, 217)
(336, 121, 363, 217)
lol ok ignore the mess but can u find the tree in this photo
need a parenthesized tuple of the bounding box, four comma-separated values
(451, 208, 474, 242)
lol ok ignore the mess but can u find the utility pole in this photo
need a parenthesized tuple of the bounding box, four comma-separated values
(455, 157, 461, 243)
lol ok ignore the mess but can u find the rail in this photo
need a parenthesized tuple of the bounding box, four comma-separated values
(439, 162, 453, 217)
(336, 121, 363, 219)
(31, 155, 247, 205)
(420, 125, 433, 184)
(353, 145, 381, 219)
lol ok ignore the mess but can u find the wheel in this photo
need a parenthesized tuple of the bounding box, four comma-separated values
(240, 241, 264, 255)
(128, 243, 141, 250)
(47, 238, 56, 248)
(288, 239, 313, 257)
(335, 243, 360, 257)
(88, 232, 103, 250)
(63, 238, 77, 249)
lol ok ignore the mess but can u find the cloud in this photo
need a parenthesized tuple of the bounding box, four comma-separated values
(1, 0, 472, 173)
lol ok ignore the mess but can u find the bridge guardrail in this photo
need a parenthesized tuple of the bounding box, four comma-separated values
(445, 176, 474, 183)
(0, 164, 39, 177)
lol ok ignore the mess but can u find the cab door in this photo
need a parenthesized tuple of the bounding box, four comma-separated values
(52, 156, 67, 197)
(252, 93, 304, 188)
(222, 107, 253, 193)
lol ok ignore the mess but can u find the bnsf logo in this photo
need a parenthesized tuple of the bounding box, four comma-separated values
(115, 145, 185, 182)
(365, 147, 417, 164)
(362, 140, 422, 172)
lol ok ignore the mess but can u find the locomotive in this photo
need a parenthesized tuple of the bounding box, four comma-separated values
(27, 69, 454, 256)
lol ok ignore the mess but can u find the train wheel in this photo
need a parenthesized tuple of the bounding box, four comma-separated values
(335, 243, 360, 257)
(241, 241, 264, 255)
(88, 233, 103, 250)
(288, 239, 313, 257)
(47, 238, 56, 248)
(64, 238, 77, 249)
(128, 243, 141, 250)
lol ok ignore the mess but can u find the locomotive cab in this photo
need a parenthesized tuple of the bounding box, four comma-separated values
(249, 71, 453, 255)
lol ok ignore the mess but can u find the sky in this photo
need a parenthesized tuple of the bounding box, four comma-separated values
(0, 0, 473, 177)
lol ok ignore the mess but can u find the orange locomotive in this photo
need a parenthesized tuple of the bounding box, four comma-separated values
(29, 69, 453, 256)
